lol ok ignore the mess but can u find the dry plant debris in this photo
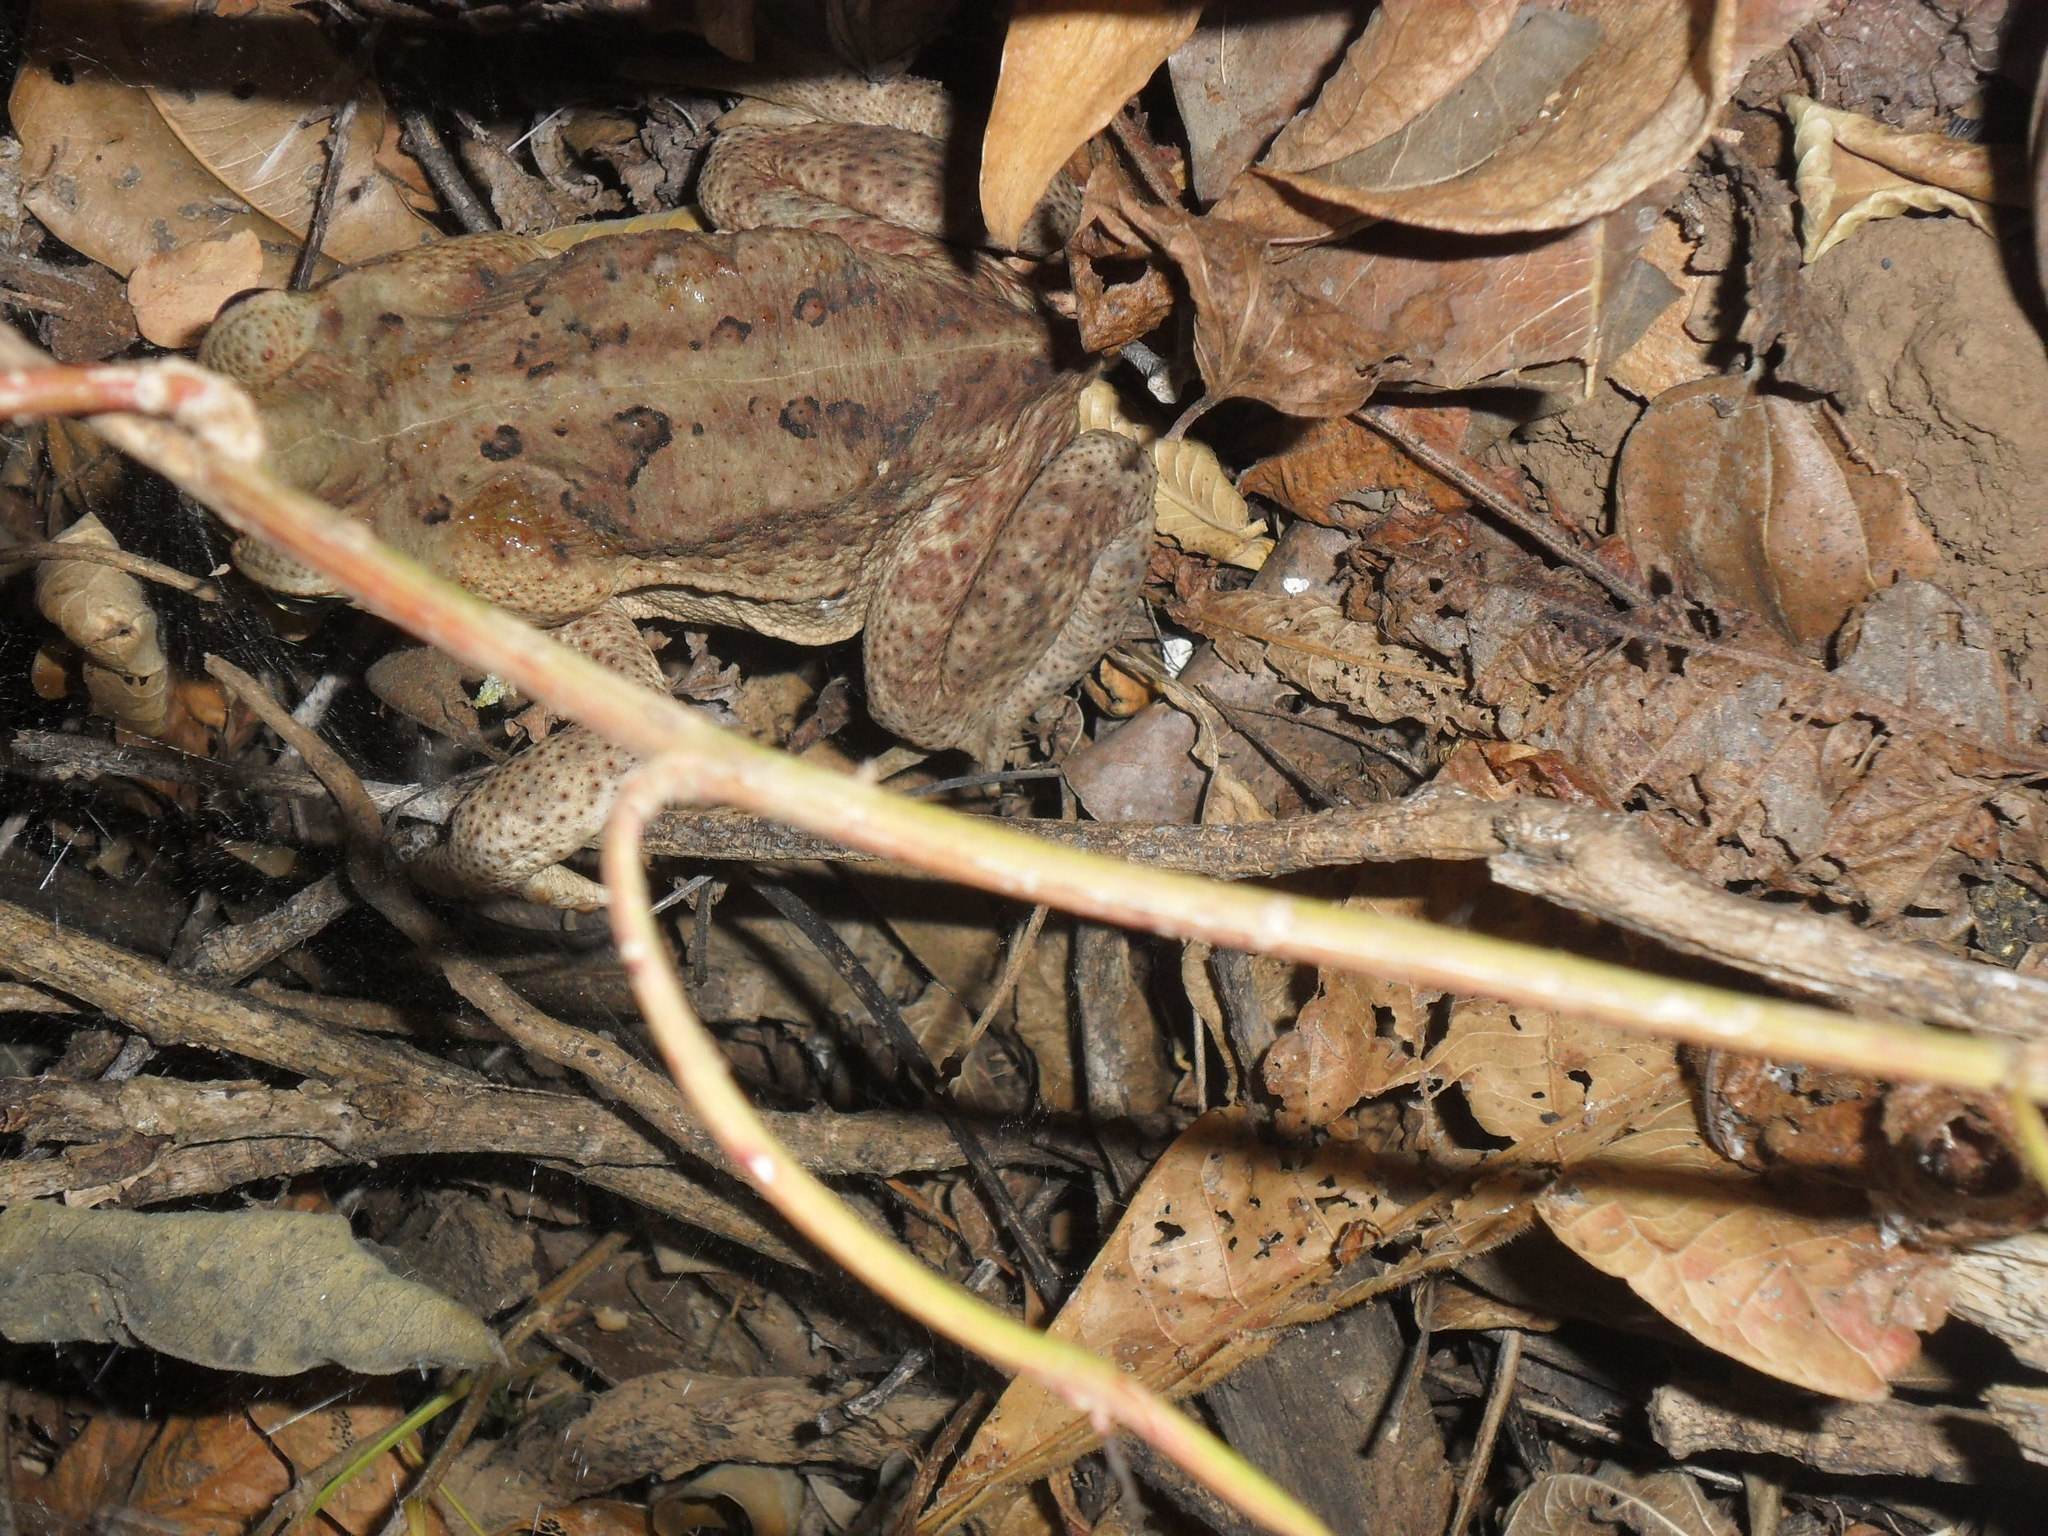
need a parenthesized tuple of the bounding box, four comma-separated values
(3, 3, 2048, 1536)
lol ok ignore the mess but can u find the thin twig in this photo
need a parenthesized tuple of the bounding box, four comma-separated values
(398, 107, 497, 234)
(1446, 1329, 1524, 1536)
(0, 541, 219, 598)
(291, 96, 361, 292)
(749, 877, 1066, 1305)
(1356, 404, 1650, 606)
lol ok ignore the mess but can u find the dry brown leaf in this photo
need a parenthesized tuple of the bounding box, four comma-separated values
(1426, 1275, 1560, 1333)
(1105, 164, 1675, 409)
(14, 1401, 450, 1536)
(1503, 1467, 1736, 1536)
(1616, 377, 1939, 653)
(1166, 10, 1359, 202)
(1263, 966, 1435, 1136)
(1239, 413, 1470, 523)
(13, 0, 432, 283)
(127, 229, 270, 349)
(1606, 216, 1720, 399)
(11, 1, 300, 278)
(1261, 0, 1522, 182)
(1426, 1000, 1679, 1145)
(125, 0, 437, 263)
(1258, 0, 1741, 235)
(1183, 588, 1484, 731)
(931, 1110, 1393, 1525)
(1540, 1123, 1953, 1400)
(981, 0, 1199, 248)
(1788, 94, 2010, 263)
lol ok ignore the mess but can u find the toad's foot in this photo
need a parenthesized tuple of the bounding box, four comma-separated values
(864, 428, 1156, 763)
(401, 603, 663, 911)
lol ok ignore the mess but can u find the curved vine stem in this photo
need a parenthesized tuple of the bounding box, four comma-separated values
(601, 758, 1332, 1536)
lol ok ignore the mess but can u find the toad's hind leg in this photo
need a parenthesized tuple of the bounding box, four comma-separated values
(864, 430, 1155, 765)
(403, 603, 663, 911)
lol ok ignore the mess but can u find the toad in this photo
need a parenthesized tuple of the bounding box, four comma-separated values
(201, 111, 1155, 909)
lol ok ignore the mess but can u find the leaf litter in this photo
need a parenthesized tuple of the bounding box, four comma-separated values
(4, 3, 2048, 1536)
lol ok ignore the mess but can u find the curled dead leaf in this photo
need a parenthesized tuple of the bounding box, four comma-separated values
(1788, 93, 2010, 263)
(36, 514, 172, 738)
(1259, 0, 1741, 235)
(1151, 438, 1271, 569)
(982, 0, 1199, 249)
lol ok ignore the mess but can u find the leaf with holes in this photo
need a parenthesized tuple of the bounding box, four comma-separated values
(929, 1110, 1396, 1527)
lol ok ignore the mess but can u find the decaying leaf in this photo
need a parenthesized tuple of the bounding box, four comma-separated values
(1257, 0, 1741, 235)
(126, 228, 268, 349)
(981, 0, 1199, 248)
(1426, 1001, 1679, 1145)
(14, 1399, 455, 1536)
(1184, 589, 1482, 730)
(1539, 1122, 1953, 1400)
(1502, 1467, 1737, 1536)
(13, 0, 431, 282)
(0, 1202, 498, 1375)
(36, 513, 174, 740)
(1616, 376, 1939, 653)
(553, 1371, 952, 1492)
(1238, 413, 1470, 524)
(932, 1110, 1393, 1525)
(1263, 963, 1437, 1136)
(1788, 93, 2006, 263)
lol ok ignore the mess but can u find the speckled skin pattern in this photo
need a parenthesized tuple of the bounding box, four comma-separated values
(202, 120, 1155, 907)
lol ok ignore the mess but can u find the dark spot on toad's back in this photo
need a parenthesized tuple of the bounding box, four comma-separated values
(793, 287, 830, 326)
(609, 406, 674, 486)
(526, 362, 558, 382)
(423, 495, 453, 526)
(376, 312, 405, 330)
(690, 422, 705, 437)
(712, 315, 753, 344)
(480, 425, 524, 461)
(779, 397, 822, 439)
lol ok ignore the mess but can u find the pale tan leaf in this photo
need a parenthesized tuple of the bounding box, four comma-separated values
(1616, 376, 1939, 653)
(11, 1, 299, 277)
(982, 0, 1200, 249)
(127, 229, 271, 348)
(128, 0, 438, 263)
(1263, 967, 1432, 1135)
(933, 1110, 1394, 1525)
(1788, 93, 1997, 263)
(1259, 0, 1742, 235)
(1504, 1468, 1736, 1536)
(1426, 1000, 1678, 1145)
(1151, 438, 1271, 569)
(1540, 1130, 1953, 1400)
(1075, 378, 1156, 444)
(1185, 589, 1483, 730)
(36, 514, 171, 738)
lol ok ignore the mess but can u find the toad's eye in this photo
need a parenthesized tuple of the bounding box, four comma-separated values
(198, 290, 321, 389)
